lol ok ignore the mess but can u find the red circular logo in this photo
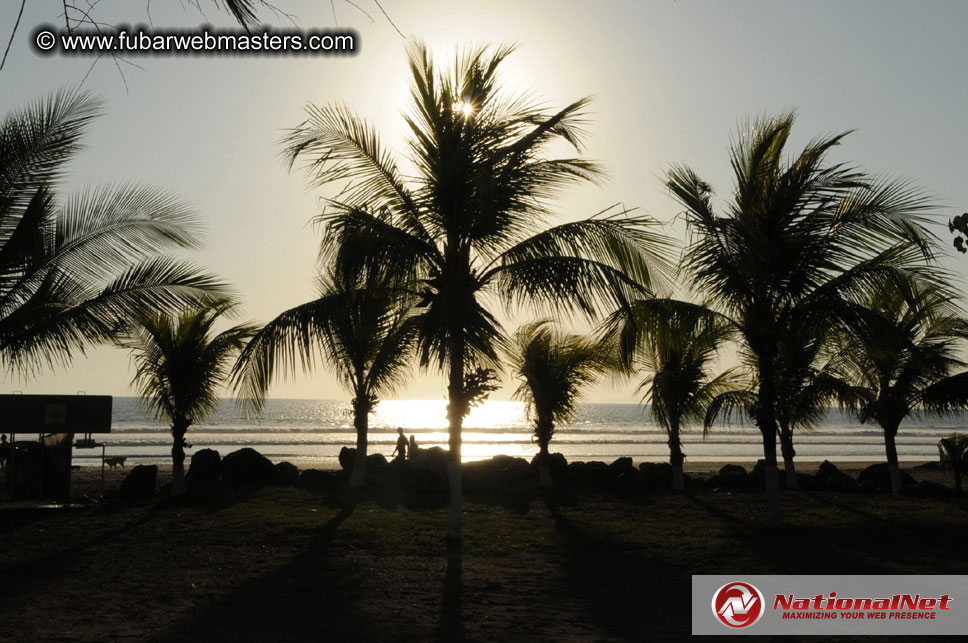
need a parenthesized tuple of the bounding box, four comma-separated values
(711, 581, 765, 629)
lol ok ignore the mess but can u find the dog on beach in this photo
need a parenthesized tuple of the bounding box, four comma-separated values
(105, 456, 127, 469)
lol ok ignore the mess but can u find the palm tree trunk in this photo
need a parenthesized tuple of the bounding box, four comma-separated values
(756, 356, 782, 528)
(884, 427, 903, 496)
(349, 396, 370, 488)
(446, 335, 466, 543)
(171, 418, 190, 497)
(538, 440, 552, 489)
(668, 422, 685, 492)
(778, 424, 798, 491)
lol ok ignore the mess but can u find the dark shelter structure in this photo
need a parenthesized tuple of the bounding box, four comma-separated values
(0, 394, 112, 500)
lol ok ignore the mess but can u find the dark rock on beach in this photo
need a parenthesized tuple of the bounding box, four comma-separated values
(274, 461, 299, 486)
(120, 465, 157, 500)
(221, 448, 275, 487)
(464, 455, 531, 493)
(298, 469, 338, 493)
(857, 463, 916, 491)
(718, 464, 747, 476)
(567, 461, 610, 487)
(918, 479, 957, 499)
(187, 448, 221, 486)
(814, 460, 859, 492)
(638, 462, 673, 488)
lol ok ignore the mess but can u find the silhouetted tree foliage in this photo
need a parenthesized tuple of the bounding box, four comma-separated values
(0, 89, 225, 375)
(668, 112, 940, 526)
(282, 40, 674, 543)
(950, 212, 968, 254)
(232, 268, 418, 487)
(121, 301, 257, 496)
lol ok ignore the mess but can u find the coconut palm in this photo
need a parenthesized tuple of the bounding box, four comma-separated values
(282, 41, 672, 542)
(510, 321, 612, 488)
(668, 112, 938, 525)
(233, 268, 418, 487)
(0, 89, 225, 374)
(605, 299, 735, 491)
(938, 433, 968, 493)
(706, 335, 865, 491)
(121, 301, 257, 497)
(836, 281, 968, 495)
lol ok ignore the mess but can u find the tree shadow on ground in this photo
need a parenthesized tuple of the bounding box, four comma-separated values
(544, 497, 692, 641)
(0, 503, 163, 599)
(151, 502, 361, 643)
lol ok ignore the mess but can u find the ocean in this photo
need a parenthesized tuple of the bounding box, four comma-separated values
(52, 397, 967, 468)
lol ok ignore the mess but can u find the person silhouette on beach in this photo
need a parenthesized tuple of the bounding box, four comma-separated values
(408, 434, 418, 460)
(0, 434, 8, 472)
(391, 427, 408, 461)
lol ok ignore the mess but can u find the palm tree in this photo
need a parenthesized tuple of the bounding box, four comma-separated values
(121, 301, 257, 497)
(1, 89, 225, 374)
(232, 267, 418, 488)
(605, 299, 735, 491)
(938, 433, 968, 493)
(282, 42, 672, 543)
(836, 281, 968, 495)
(668, 112, 938, 526)
(510, 321, 612, 488)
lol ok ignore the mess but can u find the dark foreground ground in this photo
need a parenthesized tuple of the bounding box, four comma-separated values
(1, 470, 966, 643)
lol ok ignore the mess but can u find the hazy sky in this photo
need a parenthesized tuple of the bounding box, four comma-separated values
(1, 0, 966, 403)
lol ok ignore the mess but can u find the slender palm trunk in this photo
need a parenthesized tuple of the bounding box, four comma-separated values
(756, 356, 782, 528)
(349, 396, 370, 488)
(446, 334, 466, 543)
(883, 425, 903, 496)
(778, 423, 798, 490)
(538, 439, 552, 489)
(171, 417, 190, 497)
(668, 420, 685, 492)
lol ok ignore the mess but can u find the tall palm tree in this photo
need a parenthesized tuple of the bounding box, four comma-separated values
(668, 112, 938, 526)
(282, 42, 672, 543)
(605, 299, 735, 491)
(510, 321, 612, 488)
(233, 267, 418, 488)
(836, 281, 968, 495)
(1, 89, 224, 374)
(121, 301, 257, 497)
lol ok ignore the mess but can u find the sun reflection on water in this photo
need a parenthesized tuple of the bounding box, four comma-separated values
(371, 399, 529, 430)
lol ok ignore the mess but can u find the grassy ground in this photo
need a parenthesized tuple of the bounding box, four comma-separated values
(1, 476, 966, 642)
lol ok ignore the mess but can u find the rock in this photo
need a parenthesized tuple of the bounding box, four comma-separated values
(638, 462, 673, 487)
(120, 465, 157, 500)
(338, 446, 355, 471)
(410, 446, 449, 476)
(857, 463, 916, 491)
(464, 455, 532, 492)
(750, 459, 781, 490)
(719, 464, 747, 476)
(814, 460, 859, 492)
(530, 452, 570, 486)
(568, 461, 610, 487)
(707, 471, 750, 491)
(367, 453, 389, 469)
(608, 457, 636, 483)
(220, 448, 275, 487)
(274, 461, 299, 485)
(918, 480, 957, 499)
(299, 469, 337, 492)
(187, 448, 221, 485)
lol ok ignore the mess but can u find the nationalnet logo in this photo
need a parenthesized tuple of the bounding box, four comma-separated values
(694, 575, 967, 635)
(712, 581, 765, 629)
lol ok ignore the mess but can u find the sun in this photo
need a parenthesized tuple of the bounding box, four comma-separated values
(456, 100, 475, 117)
